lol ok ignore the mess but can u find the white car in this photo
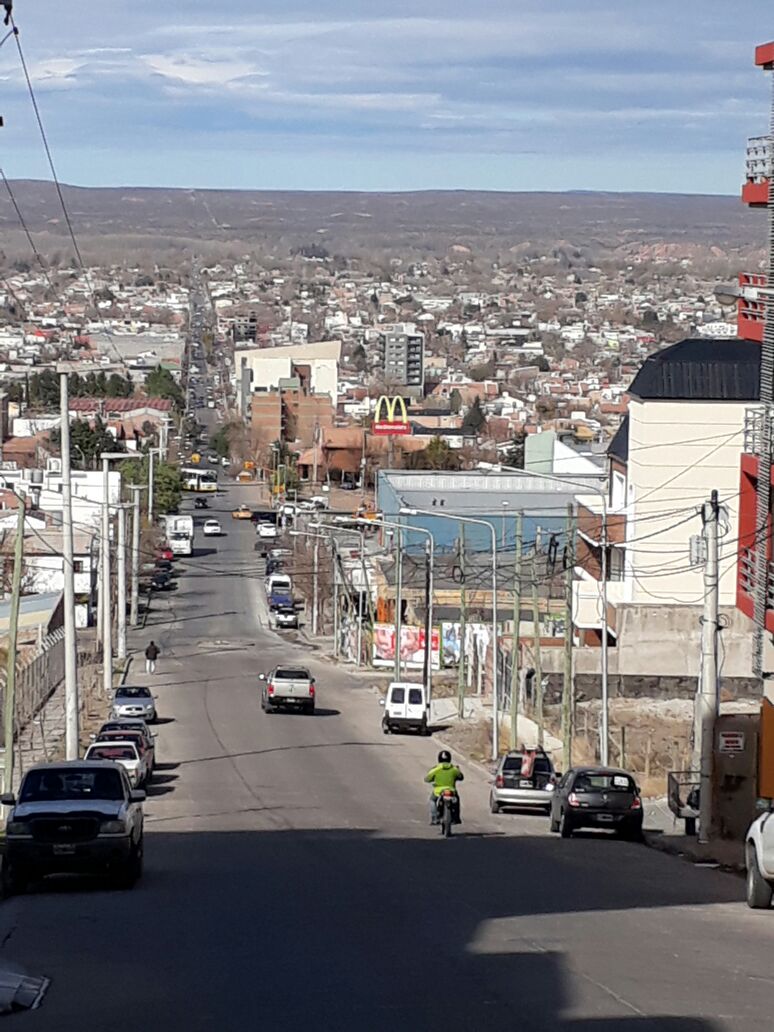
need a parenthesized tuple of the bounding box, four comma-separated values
(257, 523, 278, 540)
(746, 811, 774, 907)
(83, 741, 147, 787)
(203, 519, 222, 537)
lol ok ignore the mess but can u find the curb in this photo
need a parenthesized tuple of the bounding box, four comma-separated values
(642, 830, 745, 875)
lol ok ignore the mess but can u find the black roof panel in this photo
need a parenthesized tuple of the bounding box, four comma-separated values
(627, 337, 760, 401)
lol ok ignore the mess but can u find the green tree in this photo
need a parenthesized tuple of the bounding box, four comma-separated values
(449, 388, 463, 414)
(404, 436, 460, 471)
(121, 456, 181, 515)
(28, 370, 60, 408)
(106, 372, 133, 398)
(469, 359, 496, 382)
(502, 431, 526, 469)
(145, 365, 184, 411)
(212, 426, 231, 459)
(51, 416, 122, 468)
(461, 397, 487, 435)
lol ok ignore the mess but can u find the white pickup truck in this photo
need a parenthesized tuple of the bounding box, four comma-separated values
(259, 666, 316, 715)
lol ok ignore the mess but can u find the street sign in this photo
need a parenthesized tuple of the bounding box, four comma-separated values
(372, 395, 410, 436)
(718, 730, 745, 754)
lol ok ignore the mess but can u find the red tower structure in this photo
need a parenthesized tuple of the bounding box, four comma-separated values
(736, 43, 774, 675)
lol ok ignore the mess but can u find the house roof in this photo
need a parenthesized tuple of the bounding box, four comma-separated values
(69, 396, 173, 413)
(627, 338, 760, 402)
(607, 415, 629, 465)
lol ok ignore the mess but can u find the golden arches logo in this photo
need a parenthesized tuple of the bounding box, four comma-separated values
(374, 395, 408, 424)
(372, 395, 410, 436)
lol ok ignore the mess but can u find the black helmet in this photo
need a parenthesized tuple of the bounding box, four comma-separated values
(438, 750, 451, 764)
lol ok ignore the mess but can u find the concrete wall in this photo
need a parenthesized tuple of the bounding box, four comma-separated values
(572, 601, 754, 682)
(627, 397, 746, 606)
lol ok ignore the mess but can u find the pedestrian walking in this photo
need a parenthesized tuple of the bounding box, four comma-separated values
(145, 640, 160, 674)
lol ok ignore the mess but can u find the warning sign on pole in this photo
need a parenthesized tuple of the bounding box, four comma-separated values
(718, 730, 745, 754)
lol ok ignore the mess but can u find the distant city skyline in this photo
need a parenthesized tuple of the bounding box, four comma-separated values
(0, 0, 767, 194)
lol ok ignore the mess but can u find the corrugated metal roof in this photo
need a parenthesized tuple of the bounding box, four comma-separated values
(628, 338, 760, 401)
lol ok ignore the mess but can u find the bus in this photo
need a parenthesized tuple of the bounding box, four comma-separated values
(182, 468, 218, 493)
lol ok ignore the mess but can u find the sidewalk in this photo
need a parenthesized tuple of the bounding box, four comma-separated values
(643, 795, 745, 871)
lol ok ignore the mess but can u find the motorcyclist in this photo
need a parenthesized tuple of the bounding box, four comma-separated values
(424, 749, 464, 825)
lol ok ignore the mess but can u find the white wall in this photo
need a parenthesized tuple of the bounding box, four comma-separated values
(626, 398, 746, 606)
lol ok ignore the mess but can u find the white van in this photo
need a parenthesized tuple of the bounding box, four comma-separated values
(380, 681, 428, 735)
(265, 573, 292, 596)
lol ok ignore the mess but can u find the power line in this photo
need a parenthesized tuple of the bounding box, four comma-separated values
(0, 167, 58, 296)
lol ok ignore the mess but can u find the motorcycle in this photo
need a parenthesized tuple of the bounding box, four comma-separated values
(436, 789, 460, 838)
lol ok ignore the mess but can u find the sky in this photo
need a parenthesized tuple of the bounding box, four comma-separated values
(0, 0, 769, 193)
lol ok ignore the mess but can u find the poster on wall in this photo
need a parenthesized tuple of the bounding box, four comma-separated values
(372, 624, 441, 670)
(441, 623, 492, 668)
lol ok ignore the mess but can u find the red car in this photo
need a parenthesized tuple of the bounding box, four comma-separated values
(155, 547, 174, 561)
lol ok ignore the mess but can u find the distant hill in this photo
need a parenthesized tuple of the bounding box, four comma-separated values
(0, 181, 763, 265)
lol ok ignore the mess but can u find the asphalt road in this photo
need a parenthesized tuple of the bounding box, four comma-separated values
(1, 480, 774, 1030)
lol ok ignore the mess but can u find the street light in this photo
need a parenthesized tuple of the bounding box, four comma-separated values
(356, 516, 435, 722)
(498, 469, 611, 765)
(401, 506, 499, 760)
(100, 451, 134, 697)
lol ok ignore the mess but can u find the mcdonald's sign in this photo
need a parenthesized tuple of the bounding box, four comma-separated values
(372, 395, 411, 436)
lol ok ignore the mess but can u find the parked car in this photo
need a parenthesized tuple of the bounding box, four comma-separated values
(194, 498, 209, 510)
(745, 811, 774, 908)
(92, 728, 155, 776)
(265, 558, 285, 577)
(274, 606, 299, 630)
(490, 748, 556, 814)
(203, 519, 222, 537)
(260, 666, 316, 714)
(257, 522, 278, 540)
(380, 681, 428, 735)
(232, 505, 252, 520)
(549, 766, 644, 840)
(83, 741, 146, 788)
(111, 685, 157, 723)
(0, 761, 145, 892)
(265, 573, 292, 596)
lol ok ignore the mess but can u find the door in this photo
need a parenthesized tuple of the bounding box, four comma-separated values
(406, 686, 425, 725)
(386, 685, 407, 722)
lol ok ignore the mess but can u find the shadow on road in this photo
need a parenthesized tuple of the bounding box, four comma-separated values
(6, 827, 734, 1030)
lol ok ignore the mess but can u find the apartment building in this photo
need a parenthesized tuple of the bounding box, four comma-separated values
(374, 323, 425, 396)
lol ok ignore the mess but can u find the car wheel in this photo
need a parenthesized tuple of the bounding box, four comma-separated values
(420, 720, 430, 737)
(2, 859, 27, 896)
(559, 810, 575, 838)
(489, 795, 501, 815)
(619, 822, 644, 843)
(746, 844, 774, 909)
(305, 703, 315, 716)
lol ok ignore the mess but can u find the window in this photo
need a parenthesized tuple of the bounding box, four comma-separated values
(408, 689, 423, 706)
(390, 687, 405, 704)
(20, 768, 124, 802)
(73, 560, 84, 574)
(274, 668, 310, 680)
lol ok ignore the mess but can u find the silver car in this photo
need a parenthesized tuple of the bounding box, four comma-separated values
(110, 686, 157, 724)
(490, 749, 556, 814)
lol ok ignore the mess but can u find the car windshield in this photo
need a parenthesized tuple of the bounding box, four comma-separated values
(574, 773, 635, 793)
(116, 687, 151, 700)
(503, 756, 553, 775)
(274, 669, 309, 680)
(20, 768, 124, 802)
(88, 745, 138, 761)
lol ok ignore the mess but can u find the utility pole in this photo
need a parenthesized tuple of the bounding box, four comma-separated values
(509, 512, 523, 750)
(101, 456, 112, 696)
(422, 538, 432, 711)
(59, 371, 79, 760)
(457, 527, 467, 720)
(147, 448, 155, 521)
(696, 489, 720, 843)
(356, 533, 364, 667)
(332, 541, 339, 658)
(3, 501, 24, 792)
(532, 526, 544, 748)
(116, 504, 128, 660)
(312, 534, 319, 636)
(562, 505, 576, 772)
(394, 530, 403, 681)
(129, 486, 142, 627)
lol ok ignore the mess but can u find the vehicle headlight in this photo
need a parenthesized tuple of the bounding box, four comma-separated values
(6, 821, 32, 836)
(546, 782, 556, 792)
(99, 820, 125, 834)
